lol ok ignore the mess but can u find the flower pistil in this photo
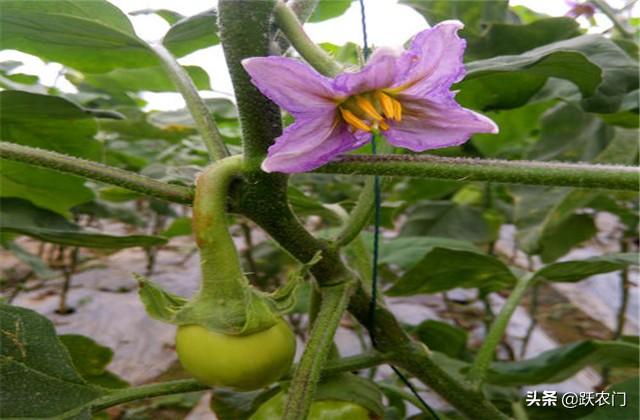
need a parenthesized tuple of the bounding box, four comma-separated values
(337, 90, 403, 133)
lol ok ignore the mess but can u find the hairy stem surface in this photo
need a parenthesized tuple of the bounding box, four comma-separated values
(151, 43, 228, 161)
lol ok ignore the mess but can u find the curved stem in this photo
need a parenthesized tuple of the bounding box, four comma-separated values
(193, 155, 246, 300)
(284, 281, 355, 419)
(273, 0, 342, 77)
(467, 274, 534, 389)
(316, 154, 640, 191)
(151, 43, 228, 161)
(0, 141, 193, 204)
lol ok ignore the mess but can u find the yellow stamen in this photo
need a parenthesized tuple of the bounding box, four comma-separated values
(340, 108, 371, 132)
(379, 120, 390, 131)
(392, 97, 402, 121)
(355, 96, 383, 121)
(375, 91, 396, 120)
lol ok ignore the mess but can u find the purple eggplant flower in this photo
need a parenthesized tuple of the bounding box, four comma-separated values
(242, 20, 498, 173)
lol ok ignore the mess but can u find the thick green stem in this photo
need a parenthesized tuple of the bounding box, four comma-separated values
(468, 275, 534, 388)
(91, 351, 387, 413)
(151, 43, 228, 161)
(193, 155, 246, 301)
(273, 0, 342, 77)
(317, 154, 640, 191)
(219, 0, 283, 170)
(0, 141, 193, 204)
(284, 281, 355, 420)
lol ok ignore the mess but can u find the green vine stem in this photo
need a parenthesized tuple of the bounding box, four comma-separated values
(273, 0, 342, 77)
(151, 43, 229, 161)
(284, 281, 356, 420)
(91, 350, 387, 413)
(467, 274, 535, 389)
(0, 141, 194, 204)
(317, 154, 640, 191)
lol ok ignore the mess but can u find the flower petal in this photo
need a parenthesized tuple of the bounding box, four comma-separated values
(332, 47, 402, 95)
(242, 57, 338, 116)
(384, 95, 498, 151)
(392, 21, 466, 97)
(262, 113, 371, 173)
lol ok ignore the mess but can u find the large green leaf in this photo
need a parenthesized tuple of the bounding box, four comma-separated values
(163, 8, 219, 58)
(77, 65, 211, 93)
(513, 128, 638, 258)
(465, 17, 581, 61)
(0, 0, 157, 73)
(0, 91, 101, 159)
(59, 335, 128, 389)
(400, 0, 509, 35)
(378, 236, 479, 270)
(0, 304, 106, 418)
(308, 0, 353, 22)
(487, 340, 639, 386)
(399, 202, 491, 243)
(534, 253, 638, 283)
(0, 198, 167, 249)
(529, 103, 614, 162)
(460, 34, 638, 112)
(582, 377, 639, 419)
(0, 91, 101, 214)
(386, 247, 517, 296)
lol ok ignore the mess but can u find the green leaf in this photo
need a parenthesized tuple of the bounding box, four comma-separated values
(0, 90, 103, 214)
(161, 217, 193, 238)
(130, 8, 185, 25)
(0, 91, 101, 159)
(582, 377, 639, 419)
(411, 320, 468, 359)
(308, 0, 353, 22)
(487, 340, 639, 386)
(534, 253, 638, 283)
(78, 65, 211, 93)
(471, 101, 553, 157)
(59, 335, 128, 389)
(465, 18, 581, 61)
(378, 236, 479, 270)
(314, 374, 384, 417)
(0, 0, 157, 73)
(211, 387, 281, 420)
(529, 103, 614, 162)
(319, 42, 360, 65)
(1, 239, 56, 279)
(135, 274, 188, 324)
(400, 202, 491, 243)
(460, 34, 638, 112)
(386, 248, 517, 296)
(400, 0, 509, 35)
(163, 8, 219, 58)
(538, 214, 597, 263)
(0, 303, 106, 418)
(0, 198, 168, 249)
(460, 44, 601, 111)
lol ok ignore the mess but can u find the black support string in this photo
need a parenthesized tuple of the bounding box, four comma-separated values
(357, 1, 440, 418)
